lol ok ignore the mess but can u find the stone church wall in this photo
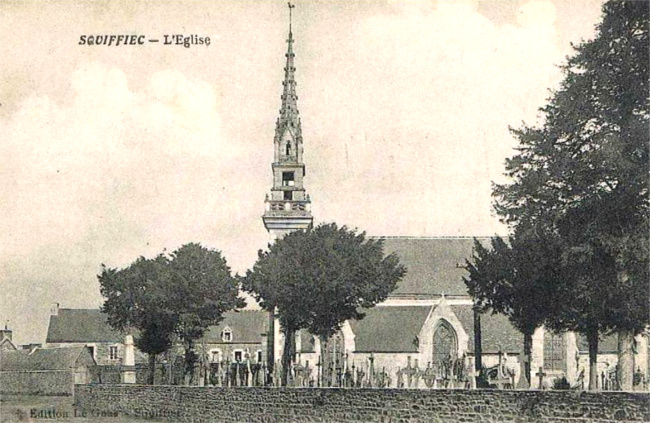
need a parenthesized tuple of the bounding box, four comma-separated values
(75, 384, 649, 423)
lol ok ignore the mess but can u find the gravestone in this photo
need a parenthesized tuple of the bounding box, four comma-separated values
(515, 351, 530, 389)
(536, 367, 547, 390)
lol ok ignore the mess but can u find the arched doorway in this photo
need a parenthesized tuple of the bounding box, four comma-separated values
(432, 320, 457, 376)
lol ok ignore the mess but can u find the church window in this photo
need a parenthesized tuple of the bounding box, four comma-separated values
(282, 172, 295, 186)
(285, 141, 292, 156)
(284, 191, 292, 201)
(543, 332, 565, 372)
(432, 320, 457, 374)
(222, 328, 232, 342)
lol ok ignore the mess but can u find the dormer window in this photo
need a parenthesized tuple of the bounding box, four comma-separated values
(222, 327, 232, 342)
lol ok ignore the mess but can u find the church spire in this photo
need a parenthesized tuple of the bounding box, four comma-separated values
(263, 2, 312, 242)
(276, 2, 301, 145)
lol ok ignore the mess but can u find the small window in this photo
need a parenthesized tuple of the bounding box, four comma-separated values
(234, 350, 243, 362)
(284, 191, 292, 201)
(282, 172, 295, 187)
(222, 328, 232, 342)
(109, 345, 118, 360)
(257, 350, 263, 363)
(210, 349, 222, 363)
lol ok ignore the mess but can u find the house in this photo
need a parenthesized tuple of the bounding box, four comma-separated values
(45, 304, 143, 366)
(0, 346, 96, 395)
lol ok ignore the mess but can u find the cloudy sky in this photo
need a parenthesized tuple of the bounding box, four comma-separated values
(1, 0, 604, 344)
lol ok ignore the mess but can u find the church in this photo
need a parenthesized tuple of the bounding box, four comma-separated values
(44, 9, 648, 391)
(255, 9, 649, 390)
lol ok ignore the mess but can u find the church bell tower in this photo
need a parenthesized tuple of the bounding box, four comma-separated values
(262, 3, 313, 241)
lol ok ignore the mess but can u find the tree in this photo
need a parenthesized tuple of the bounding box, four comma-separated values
(493, 1, 649, 390)
(242, 223, 406, 386)
(99, 255, 177, 384)
(464, 226, 564, 387)
(166, 243, 245, 384)
(99, 243, 244, 385)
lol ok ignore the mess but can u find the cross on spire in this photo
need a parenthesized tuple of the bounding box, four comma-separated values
(288, 2, 295, 34)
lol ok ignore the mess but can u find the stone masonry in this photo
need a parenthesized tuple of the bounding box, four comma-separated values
(75, 385, 650, 423)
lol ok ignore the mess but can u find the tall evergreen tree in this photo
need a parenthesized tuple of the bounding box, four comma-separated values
(493, 1, 649, 390)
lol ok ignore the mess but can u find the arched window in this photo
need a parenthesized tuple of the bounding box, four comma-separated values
(432, 320, 457, 373)
(285, 141, 292, 156)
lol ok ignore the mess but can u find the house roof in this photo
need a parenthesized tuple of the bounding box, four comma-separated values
(47, 308, 268, 345)
(0, 347, 95, 371)
(452, 305, 523, 354)
(349, 306, 432, 353)
(577, 333, 619, 354)
(46, 309, 124, 343)
(380, 237, 489, 296)
(202, 310, 268, 344)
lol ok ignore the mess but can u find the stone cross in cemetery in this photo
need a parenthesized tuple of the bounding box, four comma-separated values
(536, 367, 547, 390)
(402, 356, 418, 388)
(367, 353, 375, 387)
(396, 367, 404, 388)
(422, 362, 437, 389)
(412, 359, 422, 388)
(515, 351, 530, 389)
(467, 367, 478, 390)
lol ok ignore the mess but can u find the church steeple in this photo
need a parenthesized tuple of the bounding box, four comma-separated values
(263, 3, 313, 241)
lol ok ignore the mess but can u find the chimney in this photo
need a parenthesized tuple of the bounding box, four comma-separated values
(50, 302, 60, 316)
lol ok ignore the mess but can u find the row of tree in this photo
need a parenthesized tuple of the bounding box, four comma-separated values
(464, 1, 648, 391)
(99, 224, 406, 386)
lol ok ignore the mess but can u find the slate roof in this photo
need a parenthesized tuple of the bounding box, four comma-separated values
(202, 310, 268, 344)
(46, 309, 124, 343)
(452, 305, 523, 354)
(47, 308, 268, 345)
(0, 347, 95, 371)
(576, 333, 619, 354)
(380, 237, 489, 296)
(349, 306, 432, 353)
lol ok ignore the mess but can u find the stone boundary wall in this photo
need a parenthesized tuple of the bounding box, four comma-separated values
(0, 370, 74, 396)
(75, 385, 650, 423)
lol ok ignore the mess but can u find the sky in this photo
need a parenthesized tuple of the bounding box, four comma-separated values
(0, 0, 605, 345)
